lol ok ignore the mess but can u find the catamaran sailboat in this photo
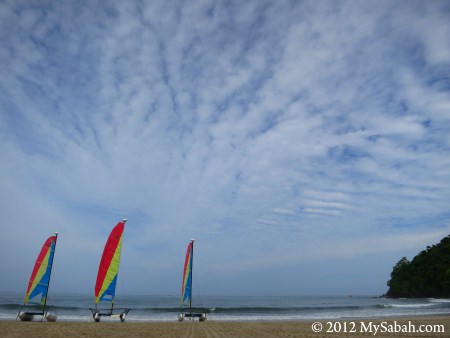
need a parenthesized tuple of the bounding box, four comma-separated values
(90, 219, 130, 322)
(178, 239, 207, 322)
(18, 233, 59, 322)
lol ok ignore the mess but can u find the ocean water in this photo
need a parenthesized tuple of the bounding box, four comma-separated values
(1, 292, 450, 322)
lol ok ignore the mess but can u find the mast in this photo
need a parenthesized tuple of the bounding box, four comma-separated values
(110, 219, 126, 314)
(42, 232, 58, 313)
(114, 219, 126, 313)
(189, 239, 194, 316)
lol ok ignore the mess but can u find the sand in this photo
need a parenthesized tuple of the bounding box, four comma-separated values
(0, 317, 449, 337)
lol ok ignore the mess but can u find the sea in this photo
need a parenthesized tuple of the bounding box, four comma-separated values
(1, 292, 450, 322)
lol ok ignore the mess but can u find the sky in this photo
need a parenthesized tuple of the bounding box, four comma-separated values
(1, 0, 450, 298)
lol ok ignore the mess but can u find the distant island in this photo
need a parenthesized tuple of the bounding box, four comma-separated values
(386, 235, 450, 298)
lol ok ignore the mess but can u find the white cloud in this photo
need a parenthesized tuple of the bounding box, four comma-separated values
(0, 0, 449, 296)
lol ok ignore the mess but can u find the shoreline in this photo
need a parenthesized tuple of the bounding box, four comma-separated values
(2, 312, 450, 322)
(1, 316, 449, 337)
(2, 310, 450, 322)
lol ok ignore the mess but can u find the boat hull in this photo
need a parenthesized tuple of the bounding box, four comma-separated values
(18, 312, 33, 321)
(45, 312, 57, 322)
(18, 311, 58, 322)
(90, 308, 130, 322)
(178, 313, 207, 322)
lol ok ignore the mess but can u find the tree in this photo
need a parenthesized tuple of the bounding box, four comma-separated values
(387, 257, 411, 297)
(386, 235, 450, 298)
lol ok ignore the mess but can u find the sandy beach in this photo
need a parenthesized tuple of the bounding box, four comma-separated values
(0, 317, 449, 338)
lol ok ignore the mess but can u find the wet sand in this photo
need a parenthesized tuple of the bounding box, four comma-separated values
(0, 317, 449, 337)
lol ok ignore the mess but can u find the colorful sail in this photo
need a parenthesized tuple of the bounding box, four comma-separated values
(95, 220, 126, 304)
(181, 240, 193, 307)
(24, 235, 58, 305)
(178, 239, 206, 321)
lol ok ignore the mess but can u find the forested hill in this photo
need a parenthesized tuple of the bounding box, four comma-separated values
(386, 235, 450, 298)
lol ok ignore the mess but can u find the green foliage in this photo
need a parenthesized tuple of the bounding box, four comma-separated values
(386, 235, 450, 298)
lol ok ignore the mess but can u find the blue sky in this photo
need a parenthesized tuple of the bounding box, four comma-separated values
(1, 0, 450, 297)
